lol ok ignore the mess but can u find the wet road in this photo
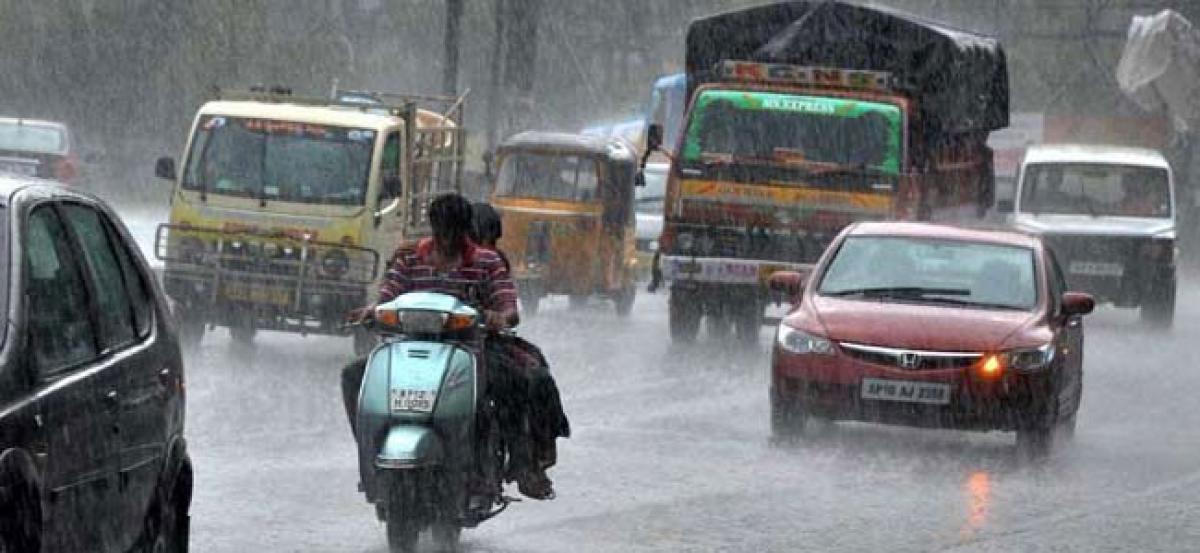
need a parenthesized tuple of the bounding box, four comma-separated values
(119, 209, 1200, 552)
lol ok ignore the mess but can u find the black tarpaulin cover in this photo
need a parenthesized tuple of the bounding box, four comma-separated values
(686, 1, 1009, 136)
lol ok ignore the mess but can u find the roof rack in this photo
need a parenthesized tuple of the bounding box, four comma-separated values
(210, 84, 469, 123)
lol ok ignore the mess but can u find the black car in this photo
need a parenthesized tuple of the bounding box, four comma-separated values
(0, 176, 191, 552)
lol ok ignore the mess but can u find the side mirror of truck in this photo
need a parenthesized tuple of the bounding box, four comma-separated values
(996, 199, 1014, 213)
(645, 123, 664, 153)
(155, 156, 176, 181)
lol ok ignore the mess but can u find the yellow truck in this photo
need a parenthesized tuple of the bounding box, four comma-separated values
(153, 87, 466, 351)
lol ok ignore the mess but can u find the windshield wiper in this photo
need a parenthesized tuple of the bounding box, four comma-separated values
(825, 286, 971, 298)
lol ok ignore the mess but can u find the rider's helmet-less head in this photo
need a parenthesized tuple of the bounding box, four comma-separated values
(470, 202, 503, 247)
(429, 193, 475, 254)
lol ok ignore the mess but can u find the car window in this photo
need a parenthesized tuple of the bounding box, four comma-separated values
(25, 206, 98, 373)
(379, 131, 401, 202)
(60, 204, 137, 351)
(102, 214, 154, 338)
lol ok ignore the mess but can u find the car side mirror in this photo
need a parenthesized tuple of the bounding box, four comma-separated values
(645, 123, 664, 153)
(768, 271, 805, 303)
(155, 156, 176, 181)
(996, 199, 1014, 213)
(1061, 291, 1095, 316)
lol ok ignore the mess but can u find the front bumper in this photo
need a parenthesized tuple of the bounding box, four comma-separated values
(661, 255, 811, 286)
(772, 348, 1053, 432)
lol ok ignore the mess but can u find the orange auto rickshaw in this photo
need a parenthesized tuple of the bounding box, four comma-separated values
(491, 131, 638, 316)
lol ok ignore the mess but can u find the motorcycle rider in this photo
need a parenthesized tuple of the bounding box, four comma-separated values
(341, 193, 559, 499)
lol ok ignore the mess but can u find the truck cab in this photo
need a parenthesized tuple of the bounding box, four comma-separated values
(1011, 143, 1177, 326)
(154, 88, 465, 349)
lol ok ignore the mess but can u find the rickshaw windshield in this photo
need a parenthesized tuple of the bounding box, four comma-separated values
(495, 152, 600, 202)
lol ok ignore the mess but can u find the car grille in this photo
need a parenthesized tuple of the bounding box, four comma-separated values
(670, 224, 835, 264)
(839, 342, 982, 371)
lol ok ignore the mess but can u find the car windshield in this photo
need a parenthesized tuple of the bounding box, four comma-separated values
(636, 165, 667, 214)
(182, 115, 375, 206)
(0, 122, 66, 154)
(818, 236, 1039, 310)
(680, 89, 903, 176)
(1020, 162, 1171, 218)
(494, 152, 600, 202)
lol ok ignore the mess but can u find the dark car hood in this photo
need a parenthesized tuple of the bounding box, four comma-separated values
(808, 295, 1037, 352)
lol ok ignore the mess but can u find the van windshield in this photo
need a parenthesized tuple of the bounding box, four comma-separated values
(1020, 163, 1171, 218)
(182, 115, 375, 206)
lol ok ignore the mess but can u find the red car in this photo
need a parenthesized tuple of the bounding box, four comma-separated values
(769, 221, 1095, 455)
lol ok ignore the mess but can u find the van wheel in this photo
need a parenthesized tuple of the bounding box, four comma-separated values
(1141, 279, 1175, 329)
(669, 290, 700, 343)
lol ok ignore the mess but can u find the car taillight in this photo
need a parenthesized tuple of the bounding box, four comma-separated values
(53, 158, 77, 183)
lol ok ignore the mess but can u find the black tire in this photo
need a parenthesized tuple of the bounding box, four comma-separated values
(732, 303, 763, 346)
(1140, 278, 1176, 329)
(147, 475, 190, 553)
(668, 290, 700, 344)
(614, 286, 636, 317)
(769, 391, 809, 445)
(0, 480, 40, 553)
(431, 522, 461, 553)
(1015, 426, 1052, 461)
(385, 508, 420, 553)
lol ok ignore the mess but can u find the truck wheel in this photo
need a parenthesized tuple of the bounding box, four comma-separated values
(733, 303, 763, 346)
(669, 290, 700, 344)
(613, 286, 636, 317)
(1140, 279, 1176, 329)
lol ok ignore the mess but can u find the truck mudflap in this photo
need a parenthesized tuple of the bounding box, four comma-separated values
(661, 254, 812, 286)
(375, 425, 444, 469)
(154, 223, 380, 328)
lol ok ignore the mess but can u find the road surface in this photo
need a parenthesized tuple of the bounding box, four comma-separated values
(120, 210, 1200, 552)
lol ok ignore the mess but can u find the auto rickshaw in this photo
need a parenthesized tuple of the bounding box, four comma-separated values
(491, 131, 638, 316)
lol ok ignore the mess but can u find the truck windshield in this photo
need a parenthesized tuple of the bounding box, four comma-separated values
(1021, 163, 1171, 218)
(494, 153, 600, 202)
(182, 115, 375, 206)
(680, 89, 903, 177)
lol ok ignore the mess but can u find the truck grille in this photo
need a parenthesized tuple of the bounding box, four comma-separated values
(670, 224, 834, 264)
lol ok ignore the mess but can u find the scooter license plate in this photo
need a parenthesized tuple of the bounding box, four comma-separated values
(391, 388, 437, 413)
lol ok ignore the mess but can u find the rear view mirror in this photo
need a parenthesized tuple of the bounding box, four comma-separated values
(155, 156, 176, 181)
(1061, 291, 1095, 316)
(646, 123, 663, 153)
(768, 271, 805, 302)
(996, 199, 1014, 213)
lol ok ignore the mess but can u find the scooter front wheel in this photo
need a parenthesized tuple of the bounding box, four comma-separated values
(385, 509, 419, 553)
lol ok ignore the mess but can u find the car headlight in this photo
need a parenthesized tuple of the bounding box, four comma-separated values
(676, 232, 695, 253)
(776, 325, 835, 355)
(1006, 343, 1056, 371)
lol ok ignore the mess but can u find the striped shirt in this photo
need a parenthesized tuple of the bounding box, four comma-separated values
(377, 238, 517, 314)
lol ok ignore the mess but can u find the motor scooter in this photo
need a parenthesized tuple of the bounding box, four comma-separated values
(355, 291, 513, 553)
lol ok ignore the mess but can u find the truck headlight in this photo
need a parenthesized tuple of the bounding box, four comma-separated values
(776, 325, 834, 355)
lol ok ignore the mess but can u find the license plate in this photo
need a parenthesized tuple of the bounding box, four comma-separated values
(1069, 261, 1124, 277)
(0, 161, 36, 176)
(222, 285, 291, 305)
(861, 378, 951, 405)
(391, 388, 436, 413)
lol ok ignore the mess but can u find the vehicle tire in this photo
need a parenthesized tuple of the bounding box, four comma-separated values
(0, 480, 40, 553)
(177, 311, 204, 350)
(732, 302, 762, 346)
(430, 522, 461, 553)
(1056, 413, 1077, 442)
(385, 507, 420, 553)
(769, 391, 809, 445)
(668, 290, 700, 344)
(146, 474, 190, 553)
(705, 310, 731, 340)
(1140, 279, 1176, 329)
(614, 286, 636, 318)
